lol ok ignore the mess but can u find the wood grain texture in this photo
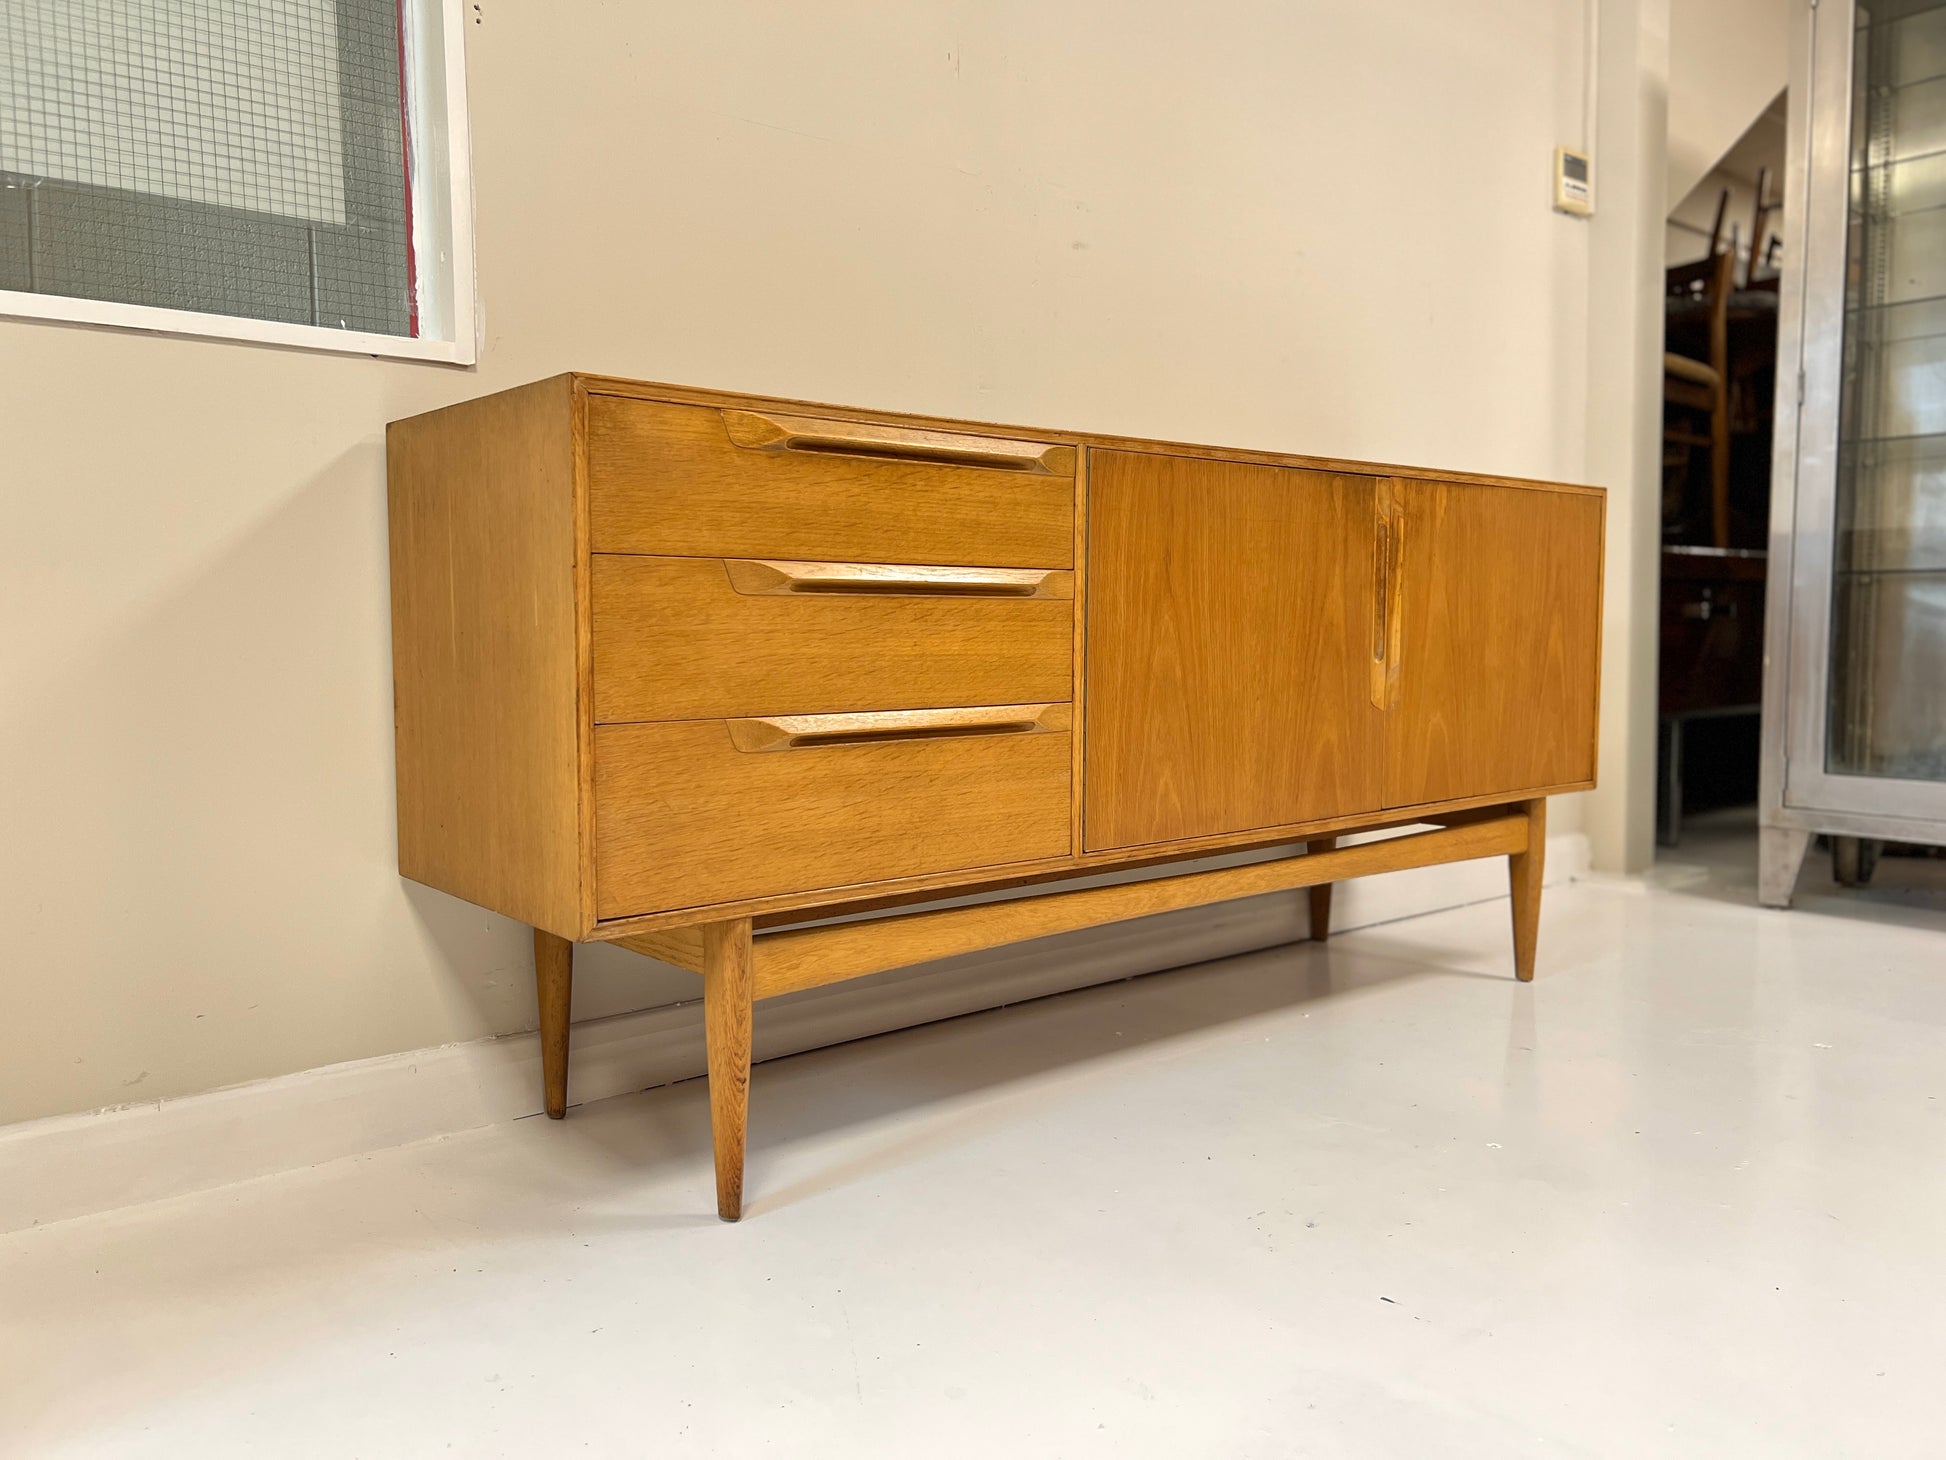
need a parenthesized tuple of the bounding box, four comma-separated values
(1382, 479, 1603, 808)
(614, 926, 704, 972)
(702, 919, 754, 1222)
(387, 375, 587, 938)
(588, 397, 1074, 567)
(385, 374, 1601, 946)
(1071, 447, 1090, 855)
(720, 408, 1076, 475)
(752, 814, 1528, 998)
(577, 373, 1602, 500)
(591, 555, 1071, 722)
(1306, 837, 1336, 941)
(571, 387, 597, 934)
(1369, 481, 1406, 710)
(1085, 450, 1385, 850)
(744, 805, 1519, 928)
(1509, 797, 1547, 981)
(593, 717, 1073, 918)
(586, 779, 1593, 939)
(533, 930, 573, 1119)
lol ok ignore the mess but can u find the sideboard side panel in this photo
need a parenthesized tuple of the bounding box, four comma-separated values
(387, 375, 587, 938)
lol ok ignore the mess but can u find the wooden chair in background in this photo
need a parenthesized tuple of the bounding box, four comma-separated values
(1664, 248, 1734, 548)
(1745, 167, 1778, 286)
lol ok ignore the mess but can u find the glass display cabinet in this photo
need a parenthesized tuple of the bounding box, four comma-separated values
(1762, 0, 1946, 903)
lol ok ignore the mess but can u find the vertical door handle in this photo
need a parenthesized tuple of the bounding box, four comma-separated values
(1373, 519, 1391, 663)
(1370, 489, 1405, 711)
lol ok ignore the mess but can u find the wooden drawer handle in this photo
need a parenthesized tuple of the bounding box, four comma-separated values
(723, 559, 1073, 599)
(727, 703, 1071, 753)
(721, 409, 1077, 476)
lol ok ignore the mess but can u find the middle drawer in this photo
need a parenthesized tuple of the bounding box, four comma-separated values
(592, 555, 1074, 722)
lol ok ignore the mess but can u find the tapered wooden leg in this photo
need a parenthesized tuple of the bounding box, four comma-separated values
(534, 929, 573, 1119)
(1305, 838, 1336, 941)
(1508, 798, 1547, 982)
(703, 918, 755, 1222)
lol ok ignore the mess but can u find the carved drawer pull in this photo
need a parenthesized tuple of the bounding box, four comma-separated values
(721, 409, 1076, 476)
(727, 703, 1071, 752)
(722, 559, 1073, 599)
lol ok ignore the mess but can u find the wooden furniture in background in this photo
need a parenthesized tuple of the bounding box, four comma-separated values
(1657, 545, 1768, 845)
(1664, 250, 1736, 549)
(1660, 211, 1781, 840)
(1744, 167, 1778, 288)
(388, 375, 1605, 1220)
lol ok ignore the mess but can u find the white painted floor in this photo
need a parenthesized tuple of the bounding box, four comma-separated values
(6, 815, 1946, 1459)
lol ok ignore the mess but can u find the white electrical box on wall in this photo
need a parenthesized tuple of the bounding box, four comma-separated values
(1554, 146, 1594, 216)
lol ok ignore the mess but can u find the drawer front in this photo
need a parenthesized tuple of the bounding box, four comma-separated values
(592, 555, 1073, 722)
(588, 397, 1075, 567)
(594, 706, 1073, 917)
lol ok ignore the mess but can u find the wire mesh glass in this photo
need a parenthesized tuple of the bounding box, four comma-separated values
(0, 0, 413, 335)
(1828, 0, 1946, 780)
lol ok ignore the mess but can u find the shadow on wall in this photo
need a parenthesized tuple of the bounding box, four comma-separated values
(0, 437, 688, 1125)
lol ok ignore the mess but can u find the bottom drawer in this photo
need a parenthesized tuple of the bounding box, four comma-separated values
(594, 705, 1073, 918)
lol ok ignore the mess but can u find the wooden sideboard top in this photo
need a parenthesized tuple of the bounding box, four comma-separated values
(391, 372, 1603, 502)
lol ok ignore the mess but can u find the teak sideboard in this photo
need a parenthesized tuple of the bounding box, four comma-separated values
(387, 374, 1605, 1220)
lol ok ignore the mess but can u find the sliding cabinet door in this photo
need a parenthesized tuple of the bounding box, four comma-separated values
(1380, 478, 1603, 808)
(1085, 450, 1384, 850)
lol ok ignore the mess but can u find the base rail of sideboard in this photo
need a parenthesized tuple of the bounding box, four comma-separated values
(614, 809, 1530, 1001)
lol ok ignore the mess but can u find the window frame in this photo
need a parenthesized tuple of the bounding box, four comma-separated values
(0, 0, 476, 365)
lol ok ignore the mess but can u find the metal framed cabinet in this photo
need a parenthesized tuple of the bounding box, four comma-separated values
(1761, 0, 1946, 905)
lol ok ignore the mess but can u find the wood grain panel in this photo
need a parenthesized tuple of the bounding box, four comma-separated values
(614, 926, 705, 972)
(1084, 450, 1385, 850)
(588, 396, 1074, 567)
(387, 375, 587, 938)
(593, 715, 1073, 918)
(585, 777, 1592, 938)
(579, 373, 1604, 500)
(1383, 479, 1604, 807)
(591, 555, 1071, 721)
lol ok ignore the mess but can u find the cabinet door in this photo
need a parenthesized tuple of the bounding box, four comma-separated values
(1381, 478, 1603, 808)
(1085, 450, 1384, 850)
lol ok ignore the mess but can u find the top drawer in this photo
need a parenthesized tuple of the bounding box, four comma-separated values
(587, 396, 1075, 567)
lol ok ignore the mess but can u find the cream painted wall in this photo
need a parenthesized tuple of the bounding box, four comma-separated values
(0, 0, 1603, 1126)
(1667, 0, 1792, 207)
(1579, 0, 1670, 876)
(1667, 98, 1787, 267)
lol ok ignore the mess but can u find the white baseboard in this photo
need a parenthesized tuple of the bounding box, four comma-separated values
(0, 832, 1588, 1235)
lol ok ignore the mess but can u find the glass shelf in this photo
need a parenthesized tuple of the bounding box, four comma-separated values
(1838, 429, 1946, 449)
(1846, 290, 1946, 319)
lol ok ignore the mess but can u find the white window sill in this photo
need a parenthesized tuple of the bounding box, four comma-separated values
(0, 289, 477, 366)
